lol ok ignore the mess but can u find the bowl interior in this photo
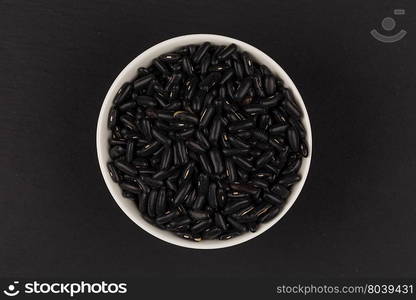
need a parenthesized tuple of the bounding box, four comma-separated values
(96, 34, 312, 249)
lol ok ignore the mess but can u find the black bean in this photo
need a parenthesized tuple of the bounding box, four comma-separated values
(177, 128, 195, 140)
(287, 127, 300, 152)
(227, 216, 247, 232)
(210, 45, 223, 64)
(137, 192, 148, 213)
(192, 90, 205, 113)
(253, 74, 265, 97)
(228, 135, 250, 149)
(219, 231, 241, 240)
(269, 124, 288, 136)
(147, 189, 158, 218)
(150, 129, 169, 146)
(219, 69, 234, 85)
(114, 160, 138, 176)
(119, 101, 137, 112)
(218, 43, 237, 60)
(202, 227, 222, 239)
(208, 116, 222, 145)
(153, 59, 170, 76)
(168, 215, 191, 228)
(208, 64, 229, 72)
(300, 140, 309, 157)
(234, 77, 252, 100)
(195, 130, 210, 150)
(184, 189, 197, 208)
(264, 75, 276, 96)
(200, 53, 211, 75)
(141, 176, 163, 187)
(176, 140, 188, 164)
(110, 145, 125, 159)
(243, 104, 267, 115)
(214, 212, 228, 231)
(250, 178, 269, 189)
(234, 205, 255, 217)
(252, 203, 272, 217)
(222, 148, 250, 156)
(181, 161, 195, 182)
(198, 153, 213, 174)
(120, 115, 137, 131)
(263, 192, 283, 206)
(182, 56, 194, 75)
(107, 162, 120, 182)
(217, 188, 227, 208)
(191, 219, 212, 233)
(184, 77, 198, 100)
(282, 99, 302, 119)
(160, 146, 172, 170)
(199, 72, 222, 91)
(189, 210, 210, 221)
(126, 141, 134, 163)
(166, 179, 177, 192)
(282, 158, 302, 175)
(197, 173, 209, 194)
(192, 42, 211, 64)
(207, 183, 218, 210)
(228, 119, 255, 132)
(229, 183, 259, 195)
(269, 138, 286, 152)
(139, 119, 151, 140)
(223, 198, 251, 215)
(199, 105, 215, 128)
(173, 181, 192, 206)
(173, 111, 198, 125)
(232, 156, 254, 171)
(271, 184, 290, 199)
(278, 174, 301, 186)
(186, 141, 206, 154)
(136, 141, 162, 157)
(108, 107, 118, 129)
(155, 187, 167, 216)
(258, 206, 280, 223)
(225, 158, 237, 182)
(233, 59, 244, 80)
(156, 210, 180, 224)
(113, 82, 133, 106)
(192, 194, 206, 210)
(209, 149, 224, 174)
(159, 53, 181, 62)
(251, 129, 268, 142)
(255, 150, 274, 168)
(152, 169, 168, 180)
(248, 222, 258, 232)
(133, 74, 154, 90)
(241, 52, 254, 75)
(134, 176, 150, 194)
(109, 138, 126, 146)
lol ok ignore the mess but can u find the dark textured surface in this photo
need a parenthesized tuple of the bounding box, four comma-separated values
(1, 0, 416, 288)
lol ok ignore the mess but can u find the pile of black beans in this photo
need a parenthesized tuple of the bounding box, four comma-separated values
(107, 42, 308, 241)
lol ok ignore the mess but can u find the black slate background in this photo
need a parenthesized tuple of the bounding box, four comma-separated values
(1, 0, 416, 298)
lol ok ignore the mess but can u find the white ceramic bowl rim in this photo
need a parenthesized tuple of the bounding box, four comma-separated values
(96, 34, 312, 249)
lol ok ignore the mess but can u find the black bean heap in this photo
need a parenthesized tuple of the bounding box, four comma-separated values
(107, 42, 308, 241)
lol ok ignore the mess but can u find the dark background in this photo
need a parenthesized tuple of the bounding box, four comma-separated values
(1, 0, 416, 298)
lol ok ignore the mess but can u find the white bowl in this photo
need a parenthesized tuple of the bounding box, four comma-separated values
(96, 34, 312, 249)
